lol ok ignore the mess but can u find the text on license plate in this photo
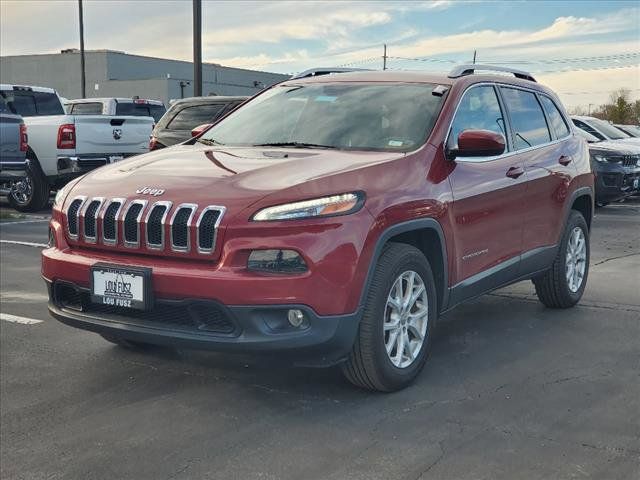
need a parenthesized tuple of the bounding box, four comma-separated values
(91, 268, 146, 309)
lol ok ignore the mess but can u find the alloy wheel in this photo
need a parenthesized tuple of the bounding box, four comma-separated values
(565, 226, 587, 293)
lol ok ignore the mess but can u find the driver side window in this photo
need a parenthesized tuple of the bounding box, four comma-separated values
(448, 85, 506, 153)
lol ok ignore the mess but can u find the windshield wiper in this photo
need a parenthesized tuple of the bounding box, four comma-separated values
(253, 142, 337, 149)
(196, 138, 224, 146)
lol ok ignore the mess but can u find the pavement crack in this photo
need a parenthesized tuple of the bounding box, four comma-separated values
(593, 252, 639, 266)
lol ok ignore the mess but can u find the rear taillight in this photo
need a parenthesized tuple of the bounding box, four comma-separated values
(57, 123, 76, 149)
(19, 123, 28, 152)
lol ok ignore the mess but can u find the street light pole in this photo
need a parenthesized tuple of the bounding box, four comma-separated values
(193, 0, 202, 97)
(79, 0, 86, 98)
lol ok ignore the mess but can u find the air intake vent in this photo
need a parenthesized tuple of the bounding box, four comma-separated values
(123, 201, 146, 247)
(102, 199, 123, 244)
(171, 204, 196, 251)
(197, 207, 225, 253)
(83, 199, 103, 242)
(145, 202, 171, 249)
(67, 197, 85, 238)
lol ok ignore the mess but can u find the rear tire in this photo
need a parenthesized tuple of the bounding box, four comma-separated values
(8, 161, 50, 212)
(341, 243, 437, 392)
(533, 211, 590, 308)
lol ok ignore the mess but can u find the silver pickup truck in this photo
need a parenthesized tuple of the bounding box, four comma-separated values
(1, 84, 154, 211)
(0, 108, 27, 196)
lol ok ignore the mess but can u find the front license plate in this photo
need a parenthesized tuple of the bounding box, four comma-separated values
(108, 155, 124, 163)
(634, 178, 639, 190)
(91, 264, 151, 310)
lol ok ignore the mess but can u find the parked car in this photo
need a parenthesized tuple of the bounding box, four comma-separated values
(0, 84, 155, 211)
(574, 126, 640, 205)
(44, 65, 594, 391)
(0, 106, 28, 198)
(571, 115, 640, 145)
(149, 96, 246, 150)
(66, 97, 166, 122)
(613, 124, 640, 138)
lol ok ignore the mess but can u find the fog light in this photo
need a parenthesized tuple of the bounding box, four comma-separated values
(247, 249, 307, 273)
(287, 309, 305, 327)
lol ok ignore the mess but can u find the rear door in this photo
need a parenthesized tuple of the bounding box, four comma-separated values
(499, 87, 573, 259)
(447, 84, 527, 300)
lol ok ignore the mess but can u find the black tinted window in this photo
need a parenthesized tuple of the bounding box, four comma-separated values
(115, 103, 166, 122)
(71, 103, 102, 114)
(167, 104, 225, 130)
(448, 85, 506, 150)
(501, 88, 551, 149)
(572, 119, 605, 140)
(0, 90, 63, 116)
(539, 95, 569, 139)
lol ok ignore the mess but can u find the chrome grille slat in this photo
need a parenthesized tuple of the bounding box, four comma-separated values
(65, 199, 224, 256)
(82, 197, 105, 243)
(145, 201, 172, 250)
(170, 203, 197, 252)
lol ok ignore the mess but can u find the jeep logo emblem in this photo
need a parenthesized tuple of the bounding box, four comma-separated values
(112, 128, 122, 140)
(136, 186, 165, 196)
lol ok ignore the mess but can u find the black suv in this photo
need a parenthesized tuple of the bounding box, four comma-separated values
(150, 96, 247, 150)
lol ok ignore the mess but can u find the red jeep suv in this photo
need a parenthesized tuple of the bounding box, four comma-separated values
(43, 65, 594, 391)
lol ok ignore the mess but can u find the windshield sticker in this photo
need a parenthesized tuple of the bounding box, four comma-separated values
(314, 96, 337, 102)
(388, 140, 404, 147)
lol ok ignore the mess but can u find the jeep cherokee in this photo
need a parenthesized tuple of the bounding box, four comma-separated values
(43, 65, 594, 391)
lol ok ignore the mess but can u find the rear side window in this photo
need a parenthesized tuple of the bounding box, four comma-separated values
(539, 95, 569, 139)
(166, 104, 225, 130)
(500, 88, 551, 149)
(0, 90, 63, 116)
(70, 102, 103, 115)
(448, 85, 507, 150)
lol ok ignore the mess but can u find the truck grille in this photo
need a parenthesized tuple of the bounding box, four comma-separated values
(64, 196, 225, 256)
(622, 155, 640, 167)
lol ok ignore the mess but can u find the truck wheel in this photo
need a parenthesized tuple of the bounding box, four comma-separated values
(342, 243, 437, 392)
(8, 161, 50, 212)
(533, 211, 590, 308)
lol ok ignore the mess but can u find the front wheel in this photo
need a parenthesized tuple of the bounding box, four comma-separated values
(341, 243, 437, 392)
(533, 211, 590, 308)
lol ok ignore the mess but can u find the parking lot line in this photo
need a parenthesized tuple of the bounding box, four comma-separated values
(0, 219, 50, 225)
(0, 313, 43, 325)
(0, 240, 48, 248)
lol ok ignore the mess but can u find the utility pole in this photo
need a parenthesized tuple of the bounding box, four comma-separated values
(78, 0, 86, 98)
(383, 44, 387, 70)
(472, 50, 477, 64)
(193, 0, 202, 96)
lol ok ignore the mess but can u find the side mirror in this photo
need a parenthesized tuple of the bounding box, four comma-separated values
(191, 123, 213, 137)
(449, 129, 506, 159)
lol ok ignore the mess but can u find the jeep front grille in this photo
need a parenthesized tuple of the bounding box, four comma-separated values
(64, 197, 225, 256)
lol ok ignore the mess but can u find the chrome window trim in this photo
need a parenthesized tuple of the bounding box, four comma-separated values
(82, 197, 105, 244)
(196, 205, 226, 254)
(444, 81, 572, 164)
(169, 203, 197, 253)
(100, 197, 125, 246)
(122, 199, 148, 249)
(66, 195, 87, 240)
(145, 201, 173, 250)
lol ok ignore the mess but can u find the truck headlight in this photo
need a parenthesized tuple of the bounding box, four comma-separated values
(592, 154, 620, 163)
(252, 192, 364, 221)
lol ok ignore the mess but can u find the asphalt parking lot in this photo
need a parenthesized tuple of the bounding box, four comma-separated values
(1, 200, 638, 480)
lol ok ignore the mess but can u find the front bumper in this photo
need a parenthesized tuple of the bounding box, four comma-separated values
(46, 279, 361, 366)
(594, 164, 640, 203)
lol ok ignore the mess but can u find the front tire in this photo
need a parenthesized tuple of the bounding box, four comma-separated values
(8, 161, 50, 212)
(533, 210, 590, 308)
(342, 243, 437, 392)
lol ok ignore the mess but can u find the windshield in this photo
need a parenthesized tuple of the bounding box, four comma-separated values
(589, 118, 630, 140)
(200, 83, 444, 152)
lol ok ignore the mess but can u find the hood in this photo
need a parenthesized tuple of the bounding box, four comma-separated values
(588, 140, 640, 156)
(67, 143, 405, 218)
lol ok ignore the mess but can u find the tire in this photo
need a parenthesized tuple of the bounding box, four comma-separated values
(533, 210, 590, 309)
(341, 243, 438, 392)
(8, 160, 50, 212)
(100, 333, 154, 350)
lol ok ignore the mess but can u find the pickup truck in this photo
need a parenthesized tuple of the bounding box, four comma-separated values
(0, 84, 154, 211)
(0, 108, 28, 198)
(66, 97, 166, 122)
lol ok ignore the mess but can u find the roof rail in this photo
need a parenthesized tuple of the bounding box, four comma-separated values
(448, 64, 536, 82)
(290, 67, 372, 80)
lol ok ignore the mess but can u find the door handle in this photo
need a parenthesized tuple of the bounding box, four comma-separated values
(559, 155, 572, 166)
(506, 166, 524, 179)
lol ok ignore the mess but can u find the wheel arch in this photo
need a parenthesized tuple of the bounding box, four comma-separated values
(568, 187, 594, 231)
(360, 218, 449, 315)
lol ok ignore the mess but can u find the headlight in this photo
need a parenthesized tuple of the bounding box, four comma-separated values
(252, 192, 364, 221)
(591, 153, 620, 163)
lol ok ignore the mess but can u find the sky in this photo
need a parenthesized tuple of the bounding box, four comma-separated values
(1, 0, 639, 109)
